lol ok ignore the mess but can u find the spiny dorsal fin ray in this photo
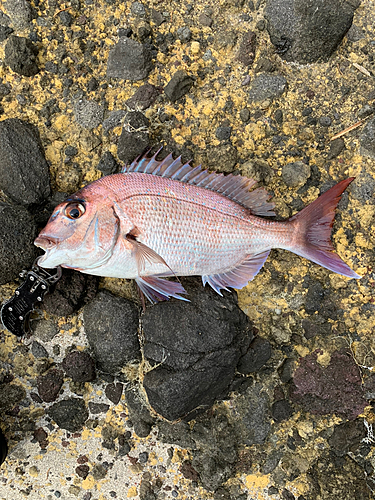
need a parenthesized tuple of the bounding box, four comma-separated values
(122, 150, 275, 216)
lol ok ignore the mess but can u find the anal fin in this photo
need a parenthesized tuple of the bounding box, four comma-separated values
(135, 276, 189, 304)
(202, 250, 270, 295)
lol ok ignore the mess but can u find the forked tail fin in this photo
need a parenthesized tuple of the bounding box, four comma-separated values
(289, 178, 361, 279)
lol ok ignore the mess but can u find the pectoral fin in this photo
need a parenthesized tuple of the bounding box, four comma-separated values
(135, 276, 188, 303)
(125, 233, 173, 275)
(113, 201, 173, 275)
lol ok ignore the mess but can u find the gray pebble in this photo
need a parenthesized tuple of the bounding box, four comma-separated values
(239, 108, 250, 122)
(360, 117, 375, 158)
(117, 111, 150, 164)
(88, 402, 110, 414)
(319, 116, 332, 127)
(138, 451, 149, 463)
(32, 319, 59, 342)
(327, 138, 345, 160)
(350, 172, 375, 203)
(215, 126, 232, 141)
(248, 74, 287, 102)
(59, 11, 72, 26)
(164, 70, 194, 102)
(358, 104, 374, 119)
(107, 38, 153, 81)
(265, 0, 356, 64)
(131, 1, 146, 16)
(31, 341, 49, 359)
(274, 108, 283, 125)
(177, 26, 192, 42)
(48, 398, 89, 432)
(282, 161, 311, 187)
(97, 151, 119, 175)
(73, 99, 105, 130)
(102, 110, 127, 133)
(65, 145, 78, 157)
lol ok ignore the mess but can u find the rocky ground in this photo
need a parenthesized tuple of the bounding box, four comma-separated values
(0, 0, 375, 499)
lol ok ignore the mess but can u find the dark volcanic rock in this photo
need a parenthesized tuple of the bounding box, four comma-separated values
(271, 399, 294, 422)
(307, 452, 372, 500)
(235, 382, 271, 445)
(42, 269, 99, 317)
(327, 137, 345, 160)
(4, 36, 39, 76)
(97, 151, 119, 175)
(124, 386, 155, 437)
(328, 420, 366, 456)
(37, 369, 64, 403)
(117, 111, 150, 164)
(265, 0, 356, 64)
(106, 37, 153, 81)
(360, 117, 375, 158)
(0, 383, 26, 412)
(88, 402, 110, 414)
(248, 74, 287, 102)
(32, 318, 59, 342)
(62, 351, 96, 382)
(236, 31, 257, 67)
(290, 350, 367, 420)
(102, 110, 126, 134)
(31, 341, 49, 359)
(142, 284, 253, 421)
(158, 411, 240, 491)
(238, 337, 272, 373)
(33, 427, 48, 448)
(4, 0, 32, 30)
(0, 25, 13, 42)
(0, 204, 37, 285)
(204, 144, 238, 173)
(105, 382, 123, 405)
(215, 126, 232, 141)
(278, 358, 295, 383)
(0, 118, 50, 205)
(75, 464, 90, 479)
(282, 161, 310, 187)
(164, 70, 194, 102)
(83, 290, 140, 373)
(125, 83, 161, 110)
(190, 411, 240, 491)
(48, 398, 89, 432)
(350, 171, 375, 204)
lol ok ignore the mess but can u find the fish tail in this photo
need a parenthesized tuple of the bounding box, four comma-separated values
(289, 178, 361, 279)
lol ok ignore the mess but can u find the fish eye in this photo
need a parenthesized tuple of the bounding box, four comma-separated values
(65, 202, 85, 220)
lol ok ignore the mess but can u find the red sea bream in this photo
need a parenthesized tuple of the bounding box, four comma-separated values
(34, 152, 360, 302)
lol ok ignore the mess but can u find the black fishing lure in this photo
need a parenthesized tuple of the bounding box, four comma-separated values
(1, 260, 61, 337)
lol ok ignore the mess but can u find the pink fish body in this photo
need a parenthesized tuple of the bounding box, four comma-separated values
(35, 152, 360, 302)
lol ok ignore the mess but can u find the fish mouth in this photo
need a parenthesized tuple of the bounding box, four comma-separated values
(34, 235, 60, 250)
(34, 235, 65, 269)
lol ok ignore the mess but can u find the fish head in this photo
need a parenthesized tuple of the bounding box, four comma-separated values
(35, 183, 119, 271)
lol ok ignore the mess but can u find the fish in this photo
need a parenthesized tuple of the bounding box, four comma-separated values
(34, 151, 360, 303)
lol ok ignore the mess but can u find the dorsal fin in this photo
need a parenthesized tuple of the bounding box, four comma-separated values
(122, 150, 275, 216)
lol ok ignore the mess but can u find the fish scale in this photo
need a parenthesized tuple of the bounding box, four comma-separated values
(106, 172, 282, 271)
(34, 152, 360, 303)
